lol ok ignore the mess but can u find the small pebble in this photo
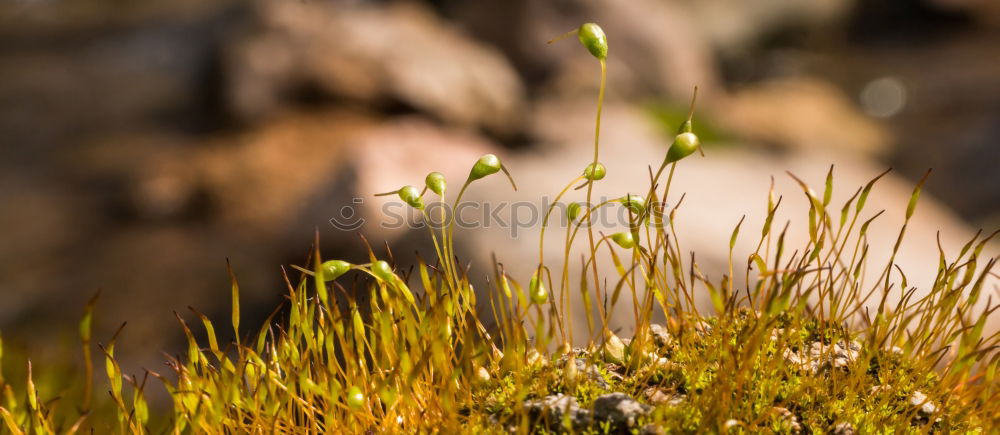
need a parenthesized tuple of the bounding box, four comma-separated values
(772, 407, 802, 434)
(909, 390, 938, 416)
(593, 392, 653, 429)
(831, 422, 856, 435)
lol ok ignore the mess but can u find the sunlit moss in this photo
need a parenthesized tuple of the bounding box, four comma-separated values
(0, 21, 996, 435)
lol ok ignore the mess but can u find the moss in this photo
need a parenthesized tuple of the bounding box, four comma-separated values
(461, 313, 991, 434)
(0, 20, 996, 435)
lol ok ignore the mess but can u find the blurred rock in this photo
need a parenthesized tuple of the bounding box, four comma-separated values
(649, 324, 673, 349)
(194, 110, 378, 232)
(0, 109, 380, 380)
(0, 180, 89, 322)
(831, 421, 857, 435)
(909, 390, 938, 416)
(643, 388, 685, 407)
(224, 1, 525, 134)
(718, 78, 890, 156)
(808, 31, 1000, 226)
(684, 0, 851, 54)
(441, 0, 720, 103)
(0, 0, 234, 34)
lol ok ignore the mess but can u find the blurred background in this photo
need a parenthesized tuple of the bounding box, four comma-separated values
(1, 0, 999, 380)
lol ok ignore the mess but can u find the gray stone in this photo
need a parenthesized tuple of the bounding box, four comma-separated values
(556, 357, 609, 390)
(643, 387, 686, 407)
(649, 323, 673, 349)
(909, 390, 938, 416)
(593, 392, 653, 429)
(523, 394, 592, 431)
(225, 1, 525, 133)
(442, 0, 719, 102)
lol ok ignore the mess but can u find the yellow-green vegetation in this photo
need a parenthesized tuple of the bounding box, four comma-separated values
(1, 22, 998, 434)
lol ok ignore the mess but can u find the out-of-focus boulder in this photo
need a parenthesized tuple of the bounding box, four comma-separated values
(224, 1, 526, 135)
(717, 78, 891, 156)
(441, 0, 720, 103)
(0, 180, 90, 323)
(683, 0, 851, 53)
(1, 109, 378, 375)
(194, 110, 378, 233)
(82, 109, 377, 233)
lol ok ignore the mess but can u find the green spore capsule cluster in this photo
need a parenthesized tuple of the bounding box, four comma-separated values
(319, 260, 351, 281)
(529, 272, 547, 304)
(583, 162, 607, 180)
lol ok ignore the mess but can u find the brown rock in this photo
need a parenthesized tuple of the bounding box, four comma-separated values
(643, 387, 685, 407)
(224, 1, 525, 134)
(831, 422, 856, 435)
(443, 0, 720, 103)
(718, 78, 890, 157)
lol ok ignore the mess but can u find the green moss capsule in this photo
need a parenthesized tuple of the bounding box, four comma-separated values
(677, 119, 693, 135)
(666, 87, 702, 163)
(319, 260, 351, 281)
(529, 272, 547, 304)
(583, 162, 607, 180)
(346, 385, 365, 410)
(567, 202, 583, 221)
(611, 232, 635, 249)
(665, 132, 700, 163)
(372, 260, 395, 282)
(425, 172, 446, 196)
(618, 194, 645, 216)
(578, 23, 608, 60)
(397, 185, 424, 210)
(469, 154, 502, 181)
